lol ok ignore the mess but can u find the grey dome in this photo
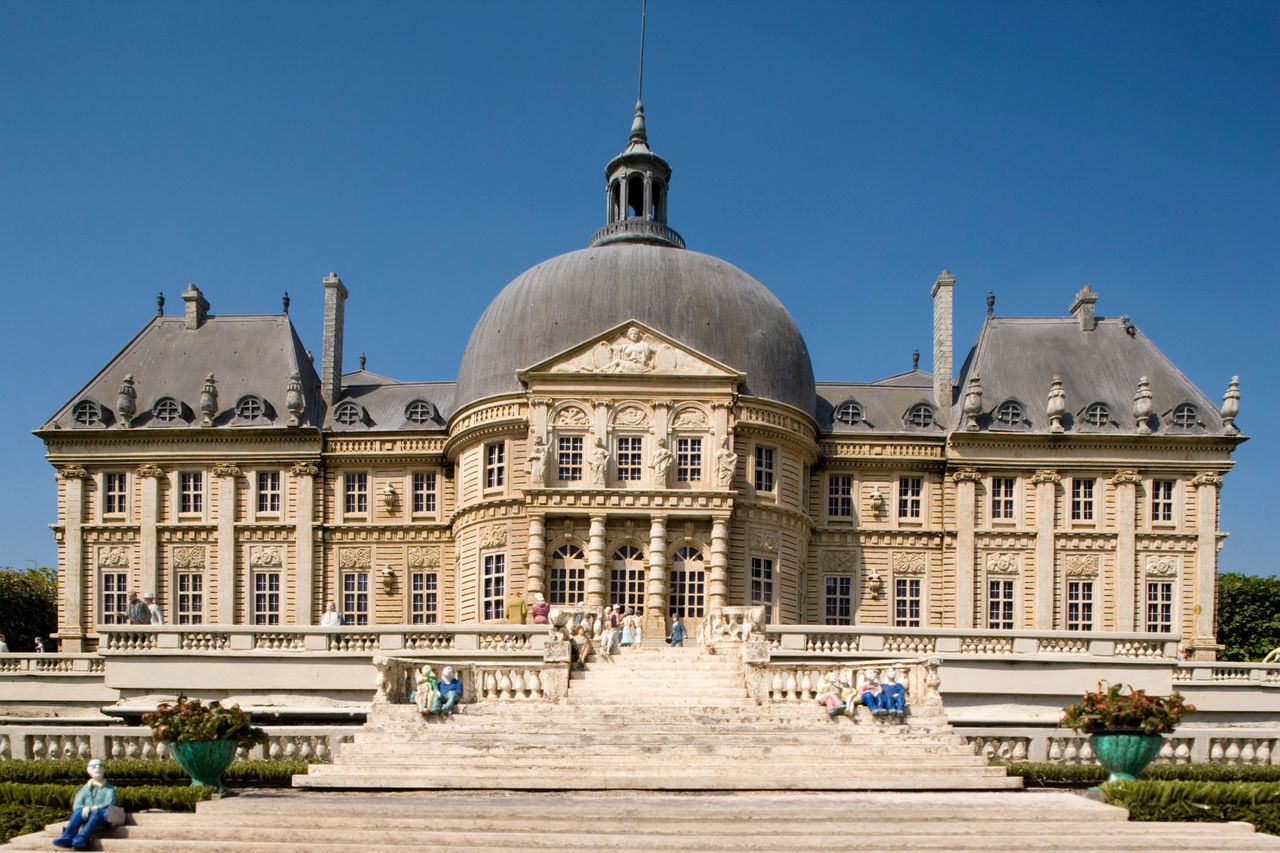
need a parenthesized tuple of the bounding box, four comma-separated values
(456, 244, 816, 415)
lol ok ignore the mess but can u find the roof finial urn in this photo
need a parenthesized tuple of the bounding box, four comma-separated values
(1221, 375, 1240, 435)
(1133, 376, 1153, 434)
(1046, 376, 1066, 434)
(285, 372, 304, 427)
(116, 374, 137, 427)
(962, 375, 983, 431)
(200, 373, 218, 427)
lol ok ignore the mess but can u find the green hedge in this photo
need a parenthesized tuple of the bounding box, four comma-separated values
(0, 759, 312, 787)
(0, 782, 212, 812)
(1000, 762, 1280, 785)
(0, 803, 64, 844)
(1102, 780, 1280, 836)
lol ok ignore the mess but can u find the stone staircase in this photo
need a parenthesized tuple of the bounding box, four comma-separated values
(296, 643, 1017, 790)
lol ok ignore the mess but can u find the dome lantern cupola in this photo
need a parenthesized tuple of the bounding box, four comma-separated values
(588, 101, 685, 249)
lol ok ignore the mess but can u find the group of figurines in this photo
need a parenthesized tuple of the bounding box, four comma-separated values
(815, 667, 908, 719)
(568, 605, 688, 667)
(410, 665, 464, 716)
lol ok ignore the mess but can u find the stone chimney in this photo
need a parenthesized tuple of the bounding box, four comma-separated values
(931, 270, 955, 421)
(320, 273, 348, 407)
(182, 283, 209, 330)
(1070, 284, 1098, 331)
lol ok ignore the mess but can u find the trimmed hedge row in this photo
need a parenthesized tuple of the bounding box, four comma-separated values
(0, 803, 65, 845)
(1001, 762, 1280, 785)
(1102, 780, 1280, 836)
(0, 782, 213, 812)
(0, 759, 311, 787)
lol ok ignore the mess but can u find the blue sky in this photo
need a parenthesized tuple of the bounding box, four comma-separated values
(1, 1, 1276, 576)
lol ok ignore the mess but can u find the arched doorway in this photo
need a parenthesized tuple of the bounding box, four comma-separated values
(548, 544, 586, 605)
(610, 544, 646, 614)
(668, 545, 707, 637)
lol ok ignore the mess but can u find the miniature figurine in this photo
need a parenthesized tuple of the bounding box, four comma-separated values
(412, 665, 440, 716)
(431, 666, 462, 714)
(53, 759, 117, 849)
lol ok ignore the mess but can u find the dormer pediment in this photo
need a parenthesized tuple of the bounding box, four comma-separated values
(518, 320, 746, 384)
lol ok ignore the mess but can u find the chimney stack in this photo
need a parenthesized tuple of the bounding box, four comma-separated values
(321, 272, 348, 407)
(1070, 284, 1098, 331)
(182, 283, 209, 329)
(931, 270, 955, 421)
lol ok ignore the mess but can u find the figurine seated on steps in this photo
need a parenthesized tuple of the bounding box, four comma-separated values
(816, 670, 856, 716)
(411, 665, 440, 716)
(571, 623, 593, 667)
(429, 666, 462, 715)
(53, 759, 122, 849)
(880, 666, 907, 716)
(858, 669, 888, 715)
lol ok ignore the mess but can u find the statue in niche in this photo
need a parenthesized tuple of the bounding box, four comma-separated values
(600, 326, 655, 373)
(588, 437, 610, 486)
(525, 435, 547, 485)
(649, 438, 674, 485)
(714, 436, 738, 488)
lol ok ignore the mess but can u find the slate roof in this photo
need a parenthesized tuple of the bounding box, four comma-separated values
(817, 369, 947, 436)
(327, 375, 455, 433)
(41, 314, 322, 431)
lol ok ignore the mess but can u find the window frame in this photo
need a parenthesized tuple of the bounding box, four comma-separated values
(1150, 479, 1175, 525)
(176, 571, 204, 625)
(341, 570, 369, 626)
(609, 545, 646, 612)
(1066, 580, 1094, 631)
(834, 400, 863, 426)
(556, 435, 584, 483)
(990, 476, 1016, 523)
(412, 471, 438, 516)
(824, 575, 852, 625)
(1070, 477, 1095, 523)
(615, 435, 643, 482)
(482, 553, 505, 621)
(897, 476, 923, 521)
(987, 578, 1015, 629)
(753, 445, 776, 494)
(675, 437, 703, 484)
(256, 471, 281, 515)
(343, 472, 369, 516)
(548, 543, 587, 606)
(667, 546, 706, 618)
(893, 577, 921, 628)
(103, 472, 128, 517)
(252, 570, 281, 626)
(409, 570, 438, 624)
(1145, 580, 1174, 633)
(484, 442, 506, 490)
(827, 474, 853, 519)
(750, 556, 774, 606)
(178, 471, 204, 516)
(100, 571, 129, 625)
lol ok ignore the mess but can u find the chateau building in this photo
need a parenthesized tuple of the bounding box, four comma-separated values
(37, 103, 1244, 658)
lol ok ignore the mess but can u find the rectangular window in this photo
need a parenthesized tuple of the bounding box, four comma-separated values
(179, 472, 203, 514)
(991, 477, 1015, 520)
(342, 571, 369, 625)
(824, 576, 852, 625)
(413, 472, 437, 514)
(483, 554, 505, 621)
(894, 577, 921, 627)
(253, 571, 281, 626)
(898, 477, 922, 519)
(827, 475, 852, 517)
(343, 473, 368, 514)
(1151, 480, 1174, 523)
(101, 572, 128, 624)
(753, 446, 775, 492)
(988, 579, 1015, 629)
(557, 436, 583, 481)
(257, 471, 281, 514)
(485, 443, 505, 488)
(104, 473, 127, 515)
(176, 572, 203, 624)
(1066, 580, 1094, 630)
(1146, 581, 1173, 633)
(676, 438, 702, 483)
(1071, 478, 1095, 521)
(410, 571, 438, 624)
(750, 557, 774, 605)
(616, 437, 643, 481)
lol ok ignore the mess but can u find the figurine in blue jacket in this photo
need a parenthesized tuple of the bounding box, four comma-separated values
(53, 759, 116, 849)
(667, 614, 688, 647)
(430, 665, 463, 714)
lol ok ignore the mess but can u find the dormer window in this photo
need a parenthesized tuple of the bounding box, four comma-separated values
(153, 398, 182, 423)
(1170, 403, 1198, 429)
(834, 400, 863, 426)
(405, 400, 435, 425)
(72, 400, 102, 426)
(994, 401, 1023, 426)
(905, 403, 935, 428)
(334, 401, 364, 426)
(1082, 402, 1110, 427)
(235, 395, 266, 420)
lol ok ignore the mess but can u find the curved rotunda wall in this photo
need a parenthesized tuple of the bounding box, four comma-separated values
(455, 244, 817, 415)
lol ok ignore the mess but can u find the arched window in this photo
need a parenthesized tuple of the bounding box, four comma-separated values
(609, 180, 621, 224)
(235, 395, 265, 420)
(72, 400, 102, 426)
(834, 400, 863, 426)
(1083, 402, 1110, 427)
(549, 544, 586, 605)
(651, 180, 665, 221)
(405, 400, 435, 425)
(626, 173, 644, 218)
(334, 401, 363, 426)
(668, 546, 706, 618)
(153, 397, 182, 423)
(1171, 403, 1198, 429)
(906, 403, 935, 428)
(610, 545, 646, 612)
(994, 401, 1023, 425)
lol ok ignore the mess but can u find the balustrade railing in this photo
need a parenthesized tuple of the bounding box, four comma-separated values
(93, 624, 546, 655)
(962, 727, 1279, 766)
(0, 725, 358, 763)
(766, 626, 1182, 661)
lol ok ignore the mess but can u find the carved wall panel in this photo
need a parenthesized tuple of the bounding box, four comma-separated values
(248, 546, 283, 568)
(408, 545, 442, 568)
(893, 552, 927, 576)
(1145, 555, 1179, 577)
(170, 546, 205, 569)
(338, 547, 372, 569)
(985, 553, 1020, 575)
(1064, 554, 1100, 578)
(97, 546, 128, 568)
(478, 527, 508, 549)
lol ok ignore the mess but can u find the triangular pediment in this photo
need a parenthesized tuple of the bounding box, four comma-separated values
(519, 320, 744, 381)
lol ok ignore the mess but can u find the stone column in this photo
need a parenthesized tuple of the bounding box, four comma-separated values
(1111, 470, 1141, 632)
(213, 464, 241, 623)
(643, 175, 653, 219)
(291, 462, 318, 625)
(708, 516, 730, 610)
(585, 514, 607, 607)
(1032, 470, 1060, 630)
(644, 515, 668, 639)
(1190, 472, 1224, 660)
(137, 465, 162, 609)
(57, 467, 89, 650)
(527, 514, 547, 595)
(952, 469, 980, 629)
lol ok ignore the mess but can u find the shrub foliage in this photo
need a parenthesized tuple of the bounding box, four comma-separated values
(1102, 780, 1280, 836)
(1060, 683, 1194, 734)
(1216, 572, 1280, 661)
(0, 567, 57, 652)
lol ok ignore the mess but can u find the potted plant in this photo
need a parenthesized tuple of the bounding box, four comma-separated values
(143, 697, 268, 794)
(1061, 682, 1195, 783)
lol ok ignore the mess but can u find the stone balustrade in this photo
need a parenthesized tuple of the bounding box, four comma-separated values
(742, 642, 942, 710)
(372, 637, 570, 708)
(698, 606, 765, 647)
(1172, 661, 1280, 685)
(765, 625, 1180, 660)
(963, 726, 1280, 766)
(0, 725, 359, 763)
(0, 653, 104, 674)
(96, 624, 546, 655)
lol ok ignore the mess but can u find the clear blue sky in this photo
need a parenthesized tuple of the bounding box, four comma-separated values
(2, 1, 1276, 576)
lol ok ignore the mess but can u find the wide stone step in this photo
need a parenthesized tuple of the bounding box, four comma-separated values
(293, 774, 1026, 791)
(350, 728, 967, 745)
(328, 750, 992, 768)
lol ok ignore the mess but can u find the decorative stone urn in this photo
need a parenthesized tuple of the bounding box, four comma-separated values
(168, 739, 240, 794)
(1089, 732, 1164, 784)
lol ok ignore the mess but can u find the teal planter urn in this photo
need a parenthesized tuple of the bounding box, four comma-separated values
(168, 739, 239, 793)
(1089, 732, 1164, 783)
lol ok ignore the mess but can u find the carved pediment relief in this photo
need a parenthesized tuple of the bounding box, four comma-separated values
(520, 320, 744, 381)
